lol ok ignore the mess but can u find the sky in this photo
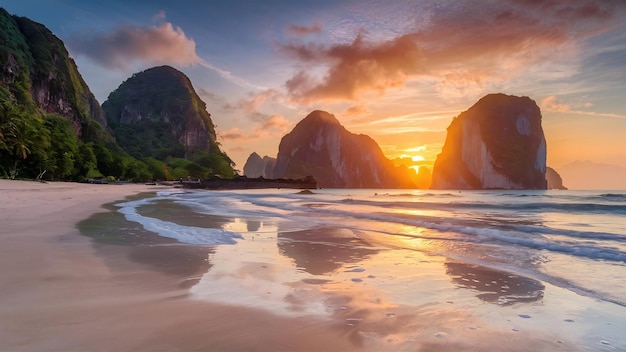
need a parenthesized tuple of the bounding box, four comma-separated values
(2, 0, 626, 189)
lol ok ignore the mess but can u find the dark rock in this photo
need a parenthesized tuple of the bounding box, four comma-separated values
(431, 93, 547, 190)
(546, 166, 567, 190)
(243, 152, 276, 178)
(273, 110, 416, 188)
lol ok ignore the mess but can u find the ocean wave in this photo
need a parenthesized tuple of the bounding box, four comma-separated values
(336, 198, 626, 215)
(597, 193, 626, 201)
(219, 194, 626, 263)
(115, 197, 243, 245)
(116, 190, 626, 262)
(374, 192, 462, 198)
(511, 224, 626, 242)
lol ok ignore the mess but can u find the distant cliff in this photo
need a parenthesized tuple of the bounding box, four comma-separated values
(431, 93, 547, 190)
(243, 152, 276, 178)
(273, 110, 416, 188)
(0, 8, 106, 136)
(103, 65, 230, 162)
(546, 167, 567, 190)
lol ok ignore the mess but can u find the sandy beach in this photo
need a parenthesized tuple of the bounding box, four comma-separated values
(0, 180, 362, 351)
(2, 180, 623, 351)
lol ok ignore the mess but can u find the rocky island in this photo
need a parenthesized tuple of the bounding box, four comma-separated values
(273, 110, 417, 188)
(431, 93, 547, 190)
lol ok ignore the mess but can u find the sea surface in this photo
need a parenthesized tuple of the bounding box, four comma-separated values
(112, 188, 626, 350)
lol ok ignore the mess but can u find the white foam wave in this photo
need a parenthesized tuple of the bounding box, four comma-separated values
(115, 197, 243, 245)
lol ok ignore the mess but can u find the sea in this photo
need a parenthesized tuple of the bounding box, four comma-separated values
(111, 188, 626, 350)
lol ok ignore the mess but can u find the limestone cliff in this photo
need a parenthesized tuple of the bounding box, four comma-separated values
(431, 93, 547, 190)
(103, 65, 228, 161)
(273, 110, 416, 188)
(243, 152, 276, 178)
(0, 8, 107, 136)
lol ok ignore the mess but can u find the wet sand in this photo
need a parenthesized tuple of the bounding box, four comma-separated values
(3, 180, 612, 351)
(0, 180, 360, 351)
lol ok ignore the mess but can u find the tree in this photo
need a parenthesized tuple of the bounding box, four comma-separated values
(143, 157, 166, 181)
(43, 115, 79, 180)
(75, 142, 101, 179)
(0, 103, 48, 179)
(192, 151, 235, 178)
(92, 143, 114, 177)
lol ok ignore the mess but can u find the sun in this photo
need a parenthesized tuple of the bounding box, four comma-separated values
(392, 149, 426, 174)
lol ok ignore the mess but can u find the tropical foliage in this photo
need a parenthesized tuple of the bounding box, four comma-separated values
(0, 8, 235, 182)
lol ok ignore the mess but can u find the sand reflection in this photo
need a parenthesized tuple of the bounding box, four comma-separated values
(277, 227, 379, 275)
(78, 208, 215, 288)
(445, 261, 544, 305)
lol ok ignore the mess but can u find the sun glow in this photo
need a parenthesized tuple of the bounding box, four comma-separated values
(393, 145, 429, 175)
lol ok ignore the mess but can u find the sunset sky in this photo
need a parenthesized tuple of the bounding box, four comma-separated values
(2, 0, 625, 188)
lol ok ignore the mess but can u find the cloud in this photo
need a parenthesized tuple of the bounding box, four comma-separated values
(198, 61, 267, 91)
(281, 32, 423, 102)
(218, 114, 292, 142)
(219, 128, 247, 141)
(236, 89, 282, 112)
(287, 23, 322, 36)
(68, 22, 200, 70)
(68, 11, 266, 90)
(540, 96, 626, 118)
(343, 104, 369, 116)
(541, 95, 571, 112)
(279, 0, 623, 104)
(153, 10, 167, 22)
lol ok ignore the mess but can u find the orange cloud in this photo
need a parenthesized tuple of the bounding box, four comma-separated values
(343, 104, 369, 116)
(541, 96, 571, 112)
(282, 32, 423, 103)
(219, 128, 247, 141)
(68, 22, 200, 70)
(280, 1, 622, 104)
(237, 89, 282, 112)
(259, 114, 291, 132)
(219, 115, 292, 141)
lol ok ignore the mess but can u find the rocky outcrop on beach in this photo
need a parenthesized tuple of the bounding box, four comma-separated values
(103, 65, 228, 161)
(273, 110, 416, 188)
(243, 152, 276, 178)
(431, 93, 547, 190)
(546, 166, 567, 190)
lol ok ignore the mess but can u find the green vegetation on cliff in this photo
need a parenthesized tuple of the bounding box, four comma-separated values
(0, 9, 233, 181)
(103, 65, 235, 178)
(0, 9, 150, 181)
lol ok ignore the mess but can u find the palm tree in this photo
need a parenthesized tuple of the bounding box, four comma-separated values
(0, 103, 19, 152)
(0, 103, 41, 179)
(10, 117, 34, 160)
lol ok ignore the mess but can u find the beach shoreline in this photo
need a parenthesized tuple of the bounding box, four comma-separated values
(0, 180, 361, 351)
(1, 180, 623, 351)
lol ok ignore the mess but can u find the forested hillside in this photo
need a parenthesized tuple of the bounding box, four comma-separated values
(0, 9, 234, 181)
